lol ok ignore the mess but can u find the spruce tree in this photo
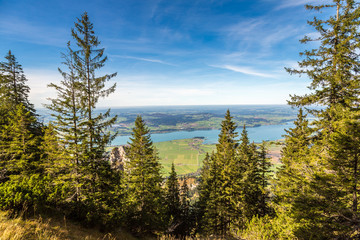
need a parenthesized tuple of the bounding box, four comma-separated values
(257, 141, 272, 217)
(71, 12, 117, 194)
(0, 51, 41, 142)
(238, 125, 262, 221)
(274, 109, 315, 236)
(40, 123, 77, 206)
(201, 110, 240, 235)
(180, 178, 191, 220)
(164, 163, 181, 231)
(282, 1, 360, 237)
(177, 177, 192, 236)
(44, 12, 120, 226)
(126, 115, 164, 233)
(196, 152, 213, 231)
(0, 51, 35, 114)
(46, 43, 84, 203)
(287, 0, 360, 117)
(202, 150, 222, 234)
(1, 104, 42, 176)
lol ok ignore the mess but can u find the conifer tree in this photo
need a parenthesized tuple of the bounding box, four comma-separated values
(287, 0, 360, 118)
(202, 151, 222, 234)
(0, 72, 9, 128)
(180, 177, 191, 215)
(282, 1, 360, 237)
(238, 126, 262, 221)
(0, 51, 41, 142)
(0, 51, 35, 115)
(165, 163, 181, 230)
(44, 12, 120, 225)
(126, 115, 164, 233)
(196, 152, 213, 231)
(46, 43, 84, 203)
(201, 110, 240, 235)
(1, 104, 42, 176)
(257, 141, 272, 217)
(179, 177, 192, 236)
(71, 12, 117, 195)
(0, 53, 45, 213)
(40, 123, 76, 206)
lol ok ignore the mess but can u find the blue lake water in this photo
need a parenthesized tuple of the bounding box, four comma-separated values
(111, 122, 295, 146)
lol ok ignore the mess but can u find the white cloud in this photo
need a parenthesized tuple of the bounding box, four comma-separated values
(211, 65, 277, 78)
(111, 55, 176, 66)
(275, 0, 316, 10)
(25, 69, 60, 108)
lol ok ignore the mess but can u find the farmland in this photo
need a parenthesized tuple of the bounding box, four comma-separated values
(153, 138, 284, 176)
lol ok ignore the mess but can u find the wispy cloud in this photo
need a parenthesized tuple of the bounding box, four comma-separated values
(222, 17, 303, 59)
(211, 65, 277, 78)
(111, 55, 177, 66)
(0, 18, 68, 47)
(275, 0, 320, 10)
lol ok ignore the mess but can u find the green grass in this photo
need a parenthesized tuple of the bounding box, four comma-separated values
(155, 138, 285, 176)
(108, 138, 284, 176)
(155, 138, 216, 176)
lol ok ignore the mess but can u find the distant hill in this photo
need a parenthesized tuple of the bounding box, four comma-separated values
(38, 105, 299, 135)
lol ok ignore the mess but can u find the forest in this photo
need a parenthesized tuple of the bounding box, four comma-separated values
(0, 1, 360, 239)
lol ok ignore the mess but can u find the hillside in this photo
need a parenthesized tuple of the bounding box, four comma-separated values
(0, 211, 136, 240)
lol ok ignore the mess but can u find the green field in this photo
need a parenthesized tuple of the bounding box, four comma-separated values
(155, 138, 216, 176)
(108, 138, 284, 176)
(155, 138, 284, 176)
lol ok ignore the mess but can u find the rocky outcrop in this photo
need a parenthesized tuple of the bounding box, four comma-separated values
(109, 145, 130, 171)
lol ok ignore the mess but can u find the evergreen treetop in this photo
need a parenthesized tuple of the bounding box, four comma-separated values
(126, 115, 164, 233)
(0, 50, 34, 114)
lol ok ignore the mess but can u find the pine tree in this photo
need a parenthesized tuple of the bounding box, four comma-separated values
(43, 12, 120, 226)
(282, 1, 360, 237)
(0, 53, 45, 213)
(126, 115, 164, 233)
(1, 104, 42, 176)
(71, 12, 117, 194)
(179, 177, 192, 236)
(0, 72, 10, 128)
(0, 51, 35, 114)
(257, 141, 272, 217)
(238, 125, 262, 221)
(202, 151, 222, 234)
(164, 163, 181, 231)
(0, 51, 41, 143)
(40, 123, 77, 206)
(287, 0, 360, 118)
(273, 109, 317, 238)
(196, 152, 213, 231)
(46, 43, 84, 203)
(180, 177, 191, 215)
(201, 110, 240, 235)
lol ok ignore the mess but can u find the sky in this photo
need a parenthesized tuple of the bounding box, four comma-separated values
(0, 0, 332, 108)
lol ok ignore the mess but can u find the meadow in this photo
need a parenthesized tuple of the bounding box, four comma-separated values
(154, 138, 283, 176)
(155, 138, 216, 175)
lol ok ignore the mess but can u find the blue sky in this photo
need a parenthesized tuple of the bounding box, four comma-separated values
(0, 0, 329, 107)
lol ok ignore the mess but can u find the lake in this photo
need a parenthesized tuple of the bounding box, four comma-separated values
(111, 122, 295, 146)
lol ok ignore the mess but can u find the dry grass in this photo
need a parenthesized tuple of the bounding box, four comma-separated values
(0, 211, 136, 240)
(158, 235, 238, 240)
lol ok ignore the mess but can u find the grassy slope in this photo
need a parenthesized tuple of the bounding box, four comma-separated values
(0, 211, 136, 240)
